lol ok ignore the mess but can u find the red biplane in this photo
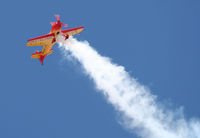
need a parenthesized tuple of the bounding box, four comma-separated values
(27, 15, 84, 65)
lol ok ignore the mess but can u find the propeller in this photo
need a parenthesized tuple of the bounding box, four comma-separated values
(50, 14, 67, 27)
(61, 23, 67, 27)
(50, 22, 56, 26)
(50, 15, 60, 26)
(56, 14, 67, 27)
(55, 14, 60, 21)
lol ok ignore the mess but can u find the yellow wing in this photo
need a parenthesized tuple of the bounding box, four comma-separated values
(27, 33, 54, 46)
(61, 26, 84, 36)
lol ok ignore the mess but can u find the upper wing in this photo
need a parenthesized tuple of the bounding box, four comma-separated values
(61, 26, 84, 36)
(27, 33, 54, 46)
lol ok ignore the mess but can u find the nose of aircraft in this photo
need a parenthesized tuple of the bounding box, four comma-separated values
(57, 20, 61, 24)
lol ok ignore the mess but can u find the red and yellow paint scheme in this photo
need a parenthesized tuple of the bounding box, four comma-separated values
(27, 15, 84, 65)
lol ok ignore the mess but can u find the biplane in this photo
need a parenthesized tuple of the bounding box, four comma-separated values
(27, 15, 84, 65)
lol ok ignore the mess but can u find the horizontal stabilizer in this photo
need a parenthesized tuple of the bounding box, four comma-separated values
(31, 51, 42, 59)
(31, 49, 53, 59)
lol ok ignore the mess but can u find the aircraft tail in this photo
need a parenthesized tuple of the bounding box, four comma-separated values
(31, 49, 53, 65)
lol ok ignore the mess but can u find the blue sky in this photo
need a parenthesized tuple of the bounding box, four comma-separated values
(0, 0, 200, 138)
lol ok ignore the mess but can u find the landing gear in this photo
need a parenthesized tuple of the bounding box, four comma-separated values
(65, 34, 69, 40)
(52, 37, 56, 43)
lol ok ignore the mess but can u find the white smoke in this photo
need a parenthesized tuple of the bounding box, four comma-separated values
(58, 36, 200, 138)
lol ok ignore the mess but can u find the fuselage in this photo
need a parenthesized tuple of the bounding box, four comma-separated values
(50, 20, 62, 34)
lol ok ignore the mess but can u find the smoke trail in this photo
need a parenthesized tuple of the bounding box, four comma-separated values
(58, 36, 200, 138)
